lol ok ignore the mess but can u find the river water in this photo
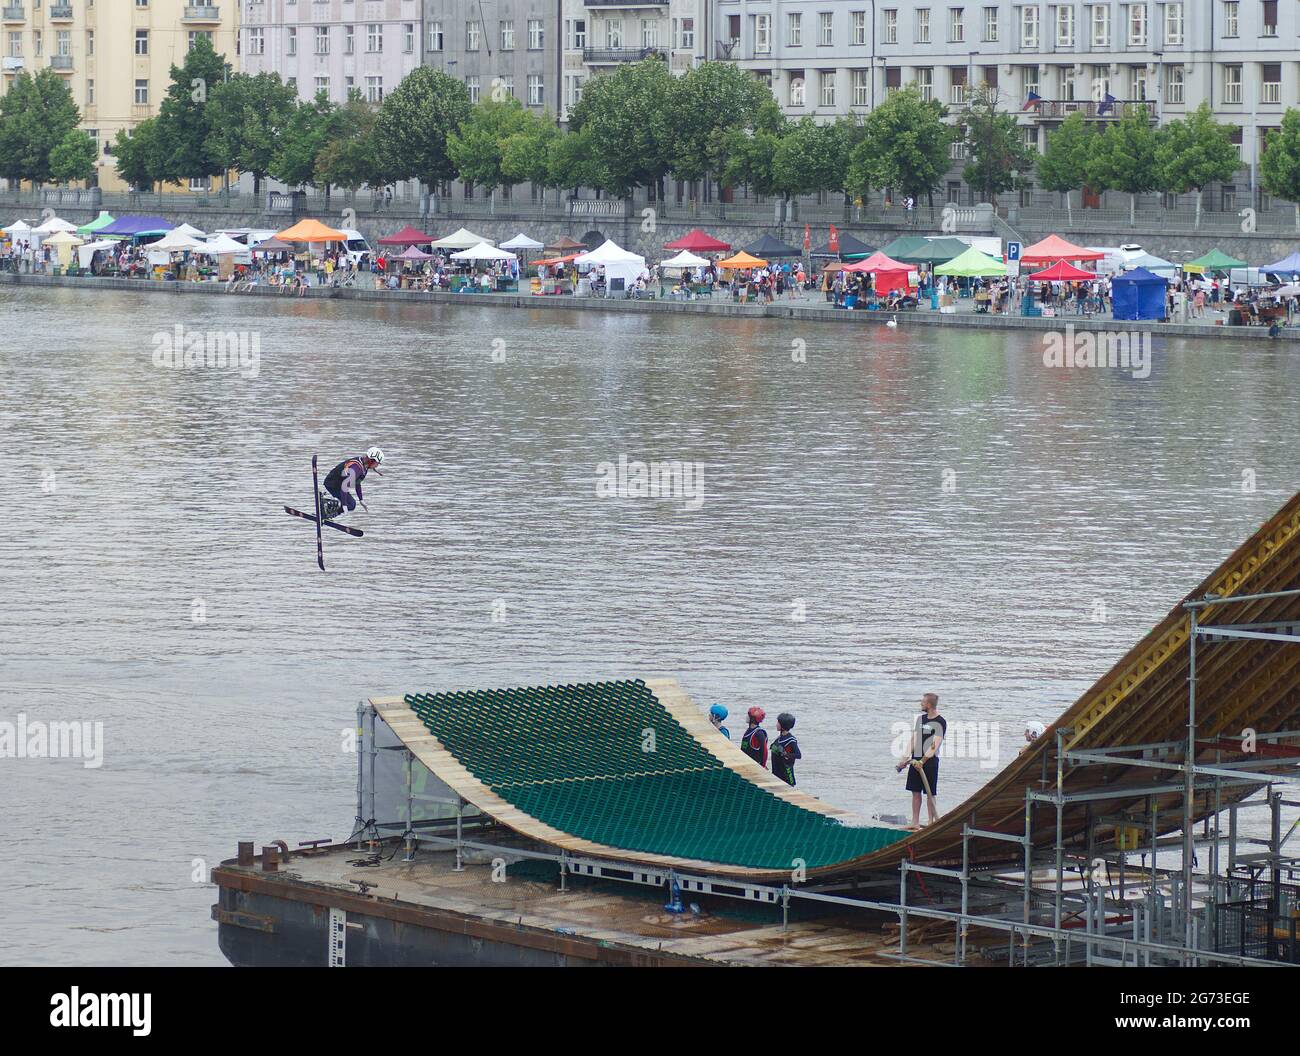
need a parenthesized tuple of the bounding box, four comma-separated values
(3, 285, 1298, 965)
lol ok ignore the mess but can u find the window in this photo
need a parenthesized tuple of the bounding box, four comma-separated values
(1263, 0, 1278, 36)
(33, 30, 41, 57)
(500, 76, 514, 98)
(884, 9, 898, 43)
(1223, 64, 1242, 103)
(885, 66, 902, 94)
(852, 10, 866, 44)
(567, 19, 586, 49)
(950, 7, 964, 42)
(916, 67, 933, 101)
(365, 75, 383, 103)
(56, 29, 69, 55)
(820, 69, 835, 106)
(527, 74, 543, 105)
(344, 25, 354, 54)
(1262, 63, 1281, 103)
(565, 74, 584, 109)
(366, 24, 381, 52)
(1128, 3, 1147, 46)
(134, 79, 148, 105)
(606, 21, 623, 47)
(1057, 5, 1074, 45)
(1021, 5, 1038, 47)
(1222, 1, 1237, 36)
(1164, 2, 1183, 44)
(916, 8, 930, 42)
(86, 78, 94, 103)
(466, 76, 479, 103)
(287, 27, 297, 56)
(189, 29, 211, 50)
(983, 7, 998, 41)
(314, 75, 329, 97)
(789, 75, 805, 106)
(1166, 64, 1184, 103)
(528, 19, 543, 49)
(429, 21, 443, 51)
(640, 18, 657, 47)
(467, 21, 479, 51)
(950, 65, 968, 103)
(819, 12, 833, 45)
(248, 27, 264, 55)
(315, 25, 329, 54)
(1090, 5, 1109, 46)
(756, 13, 771, 53)
(680, 18, 694, 48)
(135, 29, 148, 55)
(1024, 65, 1040, 98)
(1129, 65, 1147, 100)
(500, 21, 514, 50)
(852, 68, 870, 106)
(403, 23, 413, 53)
(788, 12, 802, 45)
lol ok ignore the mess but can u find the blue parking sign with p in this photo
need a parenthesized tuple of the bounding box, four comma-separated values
(1007, 241, 1021, 262)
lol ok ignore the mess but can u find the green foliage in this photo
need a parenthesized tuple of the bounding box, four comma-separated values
(1155, 103, 1241, 195)
(373, 66, 471, 189)
(270, 92, 338, 188)
(1035, 112, 1095, 195)
(112, 119, 163, 191)
(1260, 109, 1300, 209)
(848, 86, 954, 203)
(1086, 105, 1160, 196)
(206, 72, 298, 190)
(0, 69, 83, 185)
(568, 59, 675, 196)
(500, 110, 562, 189)
(718, 98, 787, 198)
(960, 86, 1036, 201)
(447, 98, 537, 192)
(314, 92, 387, 194)
(153, 35, 228, 182)
(772, 118, 848, 199)
(546, 125, 608, 193)
(668, 62, 772, 184)
(48, 128, 98, 184)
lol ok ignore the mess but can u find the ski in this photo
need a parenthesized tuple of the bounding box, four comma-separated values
(283, 506, 364, 537)
(311, 456, 325, 570)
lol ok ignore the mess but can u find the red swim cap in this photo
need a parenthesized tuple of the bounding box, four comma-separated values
(748, 707, 766, 723)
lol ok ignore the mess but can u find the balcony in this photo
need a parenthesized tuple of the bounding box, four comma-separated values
(583, 46, 667, 64)
(50, 4, 72, 19)
(583, 0, 667, 7)
(1029, 99, 1157, 121)
(49, 54, 73, 71)
(182, 5, 221, 21)
(2, 5, 23, 23)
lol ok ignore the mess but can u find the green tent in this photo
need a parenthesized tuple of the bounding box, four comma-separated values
(76, 211, 115, 236)
(878, 235, 931, 261)
(934, 246, 1007, 277)
(1185, 248, 1247, 274)
(896, 237, 973, 265)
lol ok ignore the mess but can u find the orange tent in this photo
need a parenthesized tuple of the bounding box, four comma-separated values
(275, 218, 347, 243)
(1020, 234, 1104, 264)
(717, 251, 768, 270)
(532, 254, 581, 267)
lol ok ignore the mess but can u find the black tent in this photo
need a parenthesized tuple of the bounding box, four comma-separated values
(810, 232, 877, 259)
(742, 233, 803, 258)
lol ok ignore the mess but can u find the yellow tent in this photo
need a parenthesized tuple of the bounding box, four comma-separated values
(275, 218, 347, 242)
(717, 251, 768, 270)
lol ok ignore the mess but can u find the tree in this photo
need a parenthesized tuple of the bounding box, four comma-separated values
(0, 69, 82, 186)
(1261, 108, 1300, 230)
(848, 86, 953, 210)
(206, 72, 298, 195)
(270, 92, 338, 190)
(373, 66, 471, 193)
(48, 129, 98, 184)
(568, 58, 675, 197)
(314, 92, 388, 200)
(1155, 103, 1242, 228)
(1087, 105, 1161, 225)
(447, 98, 536, 207)
(772, 118, 849, 205)
(668, 61, 772, 193)
(112, 119, 163, 191)
(153, 35, 228, 184)
(718, 98, 787, 199)
(500, 110, 562, 202)
(546, 125, 608, 195)
(960, 86, 1036, 203)
(1035, 112, 1095, 226)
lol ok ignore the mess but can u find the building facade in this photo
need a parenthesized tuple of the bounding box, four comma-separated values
(1, 0, 238, 191)
(239, 0, 424, 104)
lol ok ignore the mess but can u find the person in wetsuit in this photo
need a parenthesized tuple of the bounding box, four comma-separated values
(322, 447, 384, 519)
(708, 704, 731, 740)
(770, 713, 801, 786)
(740, 706, 769, 768)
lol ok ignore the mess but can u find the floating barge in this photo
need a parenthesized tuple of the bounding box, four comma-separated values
(213, 493, 1300, 967)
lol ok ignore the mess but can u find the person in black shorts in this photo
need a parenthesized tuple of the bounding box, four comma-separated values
(896, 692, 945, 829)
(770, 713, 801, 786)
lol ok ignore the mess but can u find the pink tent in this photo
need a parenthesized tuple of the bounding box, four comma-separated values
(842, 251, 909, 274)
(1020, 235, 1104, 265)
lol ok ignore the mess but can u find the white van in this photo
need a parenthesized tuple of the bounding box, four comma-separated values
(216, 228, 277, 266)
(338, 228, 373, 266)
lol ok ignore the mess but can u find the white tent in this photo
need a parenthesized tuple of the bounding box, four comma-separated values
(661, 250, 709, 270)
(432, 227, 495, 250)
(3, 219, 33, 237)
(198, 233, 248, 256)
(77, 239, 117, 270)
(43, 228, 83, 269)
(449, 242, 518, 262)
(33, 216, 79, 236)
(576, 239, 647, 295)
(148, 229, 208, 253)
(172, 222, 207, 239)
(499, 232, 544, 251)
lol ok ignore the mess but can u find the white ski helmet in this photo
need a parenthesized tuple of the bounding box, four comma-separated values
(366, 447, 385, 465)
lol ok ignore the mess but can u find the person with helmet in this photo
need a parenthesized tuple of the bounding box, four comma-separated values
(1019, 720, 1047, 755)
(740, 706, 768, 768)
(770, 713, 801, 786)
(708, 704, 730, 740)
(321, 447, 384, 519)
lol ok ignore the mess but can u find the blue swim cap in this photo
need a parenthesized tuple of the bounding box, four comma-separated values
(709, 704, 728, 720)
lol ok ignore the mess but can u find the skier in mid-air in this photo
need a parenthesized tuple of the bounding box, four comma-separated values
(321, 447, 384, 519)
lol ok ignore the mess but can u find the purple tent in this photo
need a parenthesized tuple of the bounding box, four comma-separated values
(396, 245, 433, 261)
(1261, 251, 1300, 276)
(100, 215, 174, 238)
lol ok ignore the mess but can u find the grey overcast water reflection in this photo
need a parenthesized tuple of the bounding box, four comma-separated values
(3, 286, 1299, 964)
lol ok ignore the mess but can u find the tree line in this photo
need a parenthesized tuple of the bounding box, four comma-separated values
(4, 39, 1300, 226)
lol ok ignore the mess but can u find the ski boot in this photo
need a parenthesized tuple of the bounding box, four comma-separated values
(319, 493, 344, 520)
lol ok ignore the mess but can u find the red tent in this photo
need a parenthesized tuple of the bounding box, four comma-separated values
(842, 251, 910, 273)
(1020, 235, 1104, 264)
(663, 228, 731, 252)
(1028, 259, 1097, 281)
(377, 225, 437, 246)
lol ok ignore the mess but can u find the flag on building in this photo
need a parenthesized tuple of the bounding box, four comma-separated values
(828, 225, 840, 254)
(803, 224, 811, 253)
(1022, 91, 1042, 111)
(1097, 93, 1117, 116)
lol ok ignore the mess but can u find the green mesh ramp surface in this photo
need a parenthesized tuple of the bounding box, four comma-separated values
(404, 679, 906, 871)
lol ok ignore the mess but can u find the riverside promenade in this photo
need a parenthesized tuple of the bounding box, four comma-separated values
(2, 271, 1287, 342)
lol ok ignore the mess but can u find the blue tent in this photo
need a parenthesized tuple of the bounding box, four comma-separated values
(1111, 267, 1168, 321)
(1261, 251, 1300, 276)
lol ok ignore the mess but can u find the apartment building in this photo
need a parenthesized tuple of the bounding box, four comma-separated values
(1, 0, 238, 191)
(714, 1, 1295, 203)
(239, 0, 424, 105)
